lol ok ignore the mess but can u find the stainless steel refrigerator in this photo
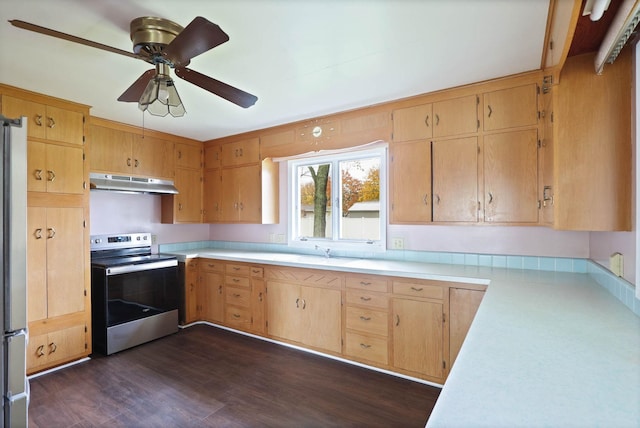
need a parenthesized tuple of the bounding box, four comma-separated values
(1, 115, 29, 427)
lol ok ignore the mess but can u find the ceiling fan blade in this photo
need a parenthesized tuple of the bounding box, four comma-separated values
(162, 17, 229, 67)
(9, 19, 149, 62)
(117, 69, 156, 102)
(175, 67, 257, 108)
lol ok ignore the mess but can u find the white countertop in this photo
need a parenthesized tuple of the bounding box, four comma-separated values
(168, 248, 640, 427)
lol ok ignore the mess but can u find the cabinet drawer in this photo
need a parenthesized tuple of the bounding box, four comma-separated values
(345, 276, 388, 293)
(225, 305, 251, 327)
(250, 266, 264, 278)
(200, 260, 223, 272)
(346, 290, 388, 310)
(226, 264, 251, 276)
(345, 332, 388, 365)
(346, 307, 388, 336)
(225, 275, 250, 288)
(393, 281, 444, 300)
(225, 287, 251, 307)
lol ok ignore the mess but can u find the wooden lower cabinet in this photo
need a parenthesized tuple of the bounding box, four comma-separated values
(182, 259, 485, 383)
(27, 323, 86, 373)
(449, 288, 485, 368)
(266, 280, 342, 354)
(392, 298, 445, 382)
(182, 259, 199, 324)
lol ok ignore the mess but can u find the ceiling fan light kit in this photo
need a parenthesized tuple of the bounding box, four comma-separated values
(138, 63, 186, 117)
(9, 15, 258, 116)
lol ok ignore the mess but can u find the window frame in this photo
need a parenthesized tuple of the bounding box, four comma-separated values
(287, 145, 387, 253)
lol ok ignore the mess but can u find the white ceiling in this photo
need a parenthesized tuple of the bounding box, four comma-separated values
(0, 0, 551, 141)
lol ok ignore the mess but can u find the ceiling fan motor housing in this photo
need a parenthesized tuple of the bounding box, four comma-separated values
(130, 17, 183, 56)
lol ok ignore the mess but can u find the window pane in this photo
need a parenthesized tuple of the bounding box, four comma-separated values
(297, 163, 332, 239)
(339, 157, 380, 240)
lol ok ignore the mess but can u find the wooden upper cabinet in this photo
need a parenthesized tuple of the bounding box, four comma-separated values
(175, 142, 202, 169)
(433, 95, 479, 137)
(390, 140, 431, 223)
(162, 168, 202, 224)
(392, 103, 432, 142)
(483, 129, 538, 223)
(89, 125, 134, 175)
(483, 84, 538, 131)
(432, 137, 478, 222)
(221, 138, 260, 167)
(553, 51, 632, 231)
(27, 142, 84, 194)
(132, 135, 174, 179)
(2, 95, 84, 145)
(204, 144, 221, 169)
(203, 169, 222, 223)
(90, 124, 174, 179)
(220, 165, 262, 223)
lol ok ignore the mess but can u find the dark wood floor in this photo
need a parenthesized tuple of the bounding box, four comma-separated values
(28, 325, 440, 427)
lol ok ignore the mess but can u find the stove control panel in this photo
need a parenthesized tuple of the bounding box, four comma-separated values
(90, 233, 151, 251)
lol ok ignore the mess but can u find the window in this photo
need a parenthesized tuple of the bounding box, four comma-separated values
(288, 146, 387, 251)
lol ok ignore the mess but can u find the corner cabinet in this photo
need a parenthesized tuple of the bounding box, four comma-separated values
(203, 137, 278, 224)
(1, 84, 92, 374)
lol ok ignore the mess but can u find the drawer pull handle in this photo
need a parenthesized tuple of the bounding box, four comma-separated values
(258, 292, 263, 302)
(360, 296, 371, 302)
(47, 227, 56, 239)
(233, 267, 241, 271)
(233, 278, 240, 283)
(424, 115, 429, 127)
(360, 281, 371, 286)
(36, 345, 45, 357)
(233, 293, 241, 298)
(296, 298, 300, 308)
(411, 286, 423, 292)
(208, 263, 215, 268)
(49, 342, 57, 353)
(359, 316, 371, 321)
(47, 170, 56, 182)
(47, 117, 55, 128)
(360, 343, 371, 349)
(233, 313, 240, 318)
(127, 158, 132, 167)
(252, 269, 261, 274)
(34, 228, 43, 239)
(218, 285, 222, 294)
(301, 299, 306, 309)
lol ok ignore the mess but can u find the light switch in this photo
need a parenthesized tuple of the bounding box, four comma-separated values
(609, 252, 624, 277)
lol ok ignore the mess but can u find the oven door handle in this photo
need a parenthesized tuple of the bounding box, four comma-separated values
(105, 259, 178, 276)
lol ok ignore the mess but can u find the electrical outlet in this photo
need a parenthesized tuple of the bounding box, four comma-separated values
(391, 237, 404, 250)
(151, 234, 157, 245)
(610, 252, 624, 277)
(276, 234, 286, 243)
(268, 233, 276, 243)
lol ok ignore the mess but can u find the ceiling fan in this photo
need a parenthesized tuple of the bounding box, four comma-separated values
(9, 16, 258, 116)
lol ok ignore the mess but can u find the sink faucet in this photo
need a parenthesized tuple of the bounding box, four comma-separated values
(315, 245, 331, 258)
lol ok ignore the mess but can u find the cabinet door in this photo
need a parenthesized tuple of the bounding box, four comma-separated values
(174, 168, 202, 223)
(44, 105, 84, 146)
(27, 141, 47, 193)
(266, 281, 302, 343)
(89, 125, 133, 174)
(184, 261, 199, 324)
(483, 84, 538, 131)
(204, 144, 221, 169)
(392, 103, 432, 142)
(251, 279, 266, 334)
(390, 140, 431, 223)
(237, 164, 262, 223)
(300, 285, 342, 353)
(484, 129, 538, 223)
(45, 324, 87, 366)
(2, 95, 46, 140)
(221, 138, 260, 167)
(220, 168, 240, 222)
(393, 298, 444, 380)
(449, 288, 485, 368)
(432, 137, 478, 222)
(433, 95, 478, 137)
(27, 208, 47, 323)
(132, 135, 174, 179)
(203, 169, 222, 223)
(46, 207, 86, 318)
(175, 142, 202, 169)
(203, 271, 224, 323)
(45, 143, 85, 194)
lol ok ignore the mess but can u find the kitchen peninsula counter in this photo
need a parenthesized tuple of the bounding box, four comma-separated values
(168, 248, 640, 427)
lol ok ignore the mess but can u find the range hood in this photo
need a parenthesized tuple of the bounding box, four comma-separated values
(89, 173, 179, 194)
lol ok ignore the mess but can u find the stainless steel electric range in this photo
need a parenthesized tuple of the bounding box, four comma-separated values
(90, 232, 179, 355)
